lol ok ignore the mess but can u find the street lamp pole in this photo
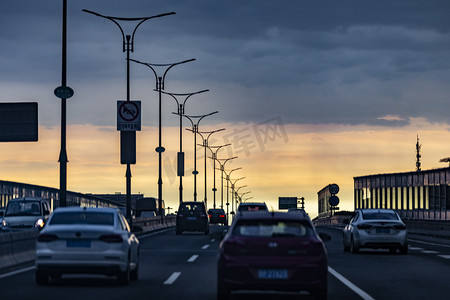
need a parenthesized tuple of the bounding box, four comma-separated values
(161, 90, 209, 204)
(223, 168, 241, 222)
(196, 129, 225, 207)
(183, 112, 219, 201)
(129, 58, 195, 223)
(229, 177, 245, 216)
(234, 185, 247, 211)
(82, 9, 175, 222)
(214, 157, 237, 210)
(205, 144, 231, 209)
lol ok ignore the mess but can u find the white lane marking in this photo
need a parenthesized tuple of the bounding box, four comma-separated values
(421, 250, 439, 254)
(0, 266, 35, 279)
(164, 272, 181, 285)
(138, 228, 173, 239)
(408, 247, 424, 251)
(211, 239, 216, 242)
(438, 255, 450, 259)
(188, 255, 199, 262)
(409, 239, 450, 248)
(328, 267, 375, 300)
(201, 244, 210, 250)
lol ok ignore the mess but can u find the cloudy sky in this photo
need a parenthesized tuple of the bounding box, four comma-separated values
(1, 0, 449, 217)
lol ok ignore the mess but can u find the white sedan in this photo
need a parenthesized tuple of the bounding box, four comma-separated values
(35, 207, 139, 285)
(343, 209, 408, 254)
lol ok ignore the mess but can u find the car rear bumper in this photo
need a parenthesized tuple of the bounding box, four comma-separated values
(218, 257, 327, 293)
(356, 231, 407, 249)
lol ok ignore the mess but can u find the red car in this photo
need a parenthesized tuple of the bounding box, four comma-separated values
(217, 211, 328, 300)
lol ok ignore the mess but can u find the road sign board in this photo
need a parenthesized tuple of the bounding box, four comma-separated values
(0, 102, 38, 142)
(329, 183, 339, 195)
(329, 195, 340, 206)
(117, 101, 141, 131)
(54, 86, 74, 99)
(279, 197, 298, 209)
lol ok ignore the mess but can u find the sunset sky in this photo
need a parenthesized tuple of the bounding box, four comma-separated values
(1, 1, 449, 217)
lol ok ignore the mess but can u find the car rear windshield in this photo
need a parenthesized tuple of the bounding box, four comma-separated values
(49, 212, 114, 226)
(361, 211, 398, 220)
(180, 203, 205, 212)
(209, 209, 225, 214)
(232, 220, 314, 237)
(238, 205, 267, 212)
(5, 201, 41, 216)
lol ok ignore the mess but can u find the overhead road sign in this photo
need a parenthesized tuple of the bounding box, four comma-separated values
(117, 100, 141, 131)
(0, 102, 38, 142)
(279, 197, 298, 209)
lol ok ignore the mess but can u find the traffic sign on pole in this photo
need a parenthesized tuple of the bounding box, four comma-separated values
(117, 100, 141, 131)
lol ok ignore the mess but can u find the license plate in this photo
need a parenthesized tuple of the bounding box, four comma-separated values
(67, 239, 91, 248)
(376, 228, 390, 234)
(257, 269, 288, 280)
(187, 217, 196, 221)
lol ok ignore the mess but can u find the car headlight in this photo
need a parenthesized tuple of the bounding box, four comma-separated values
(35, 218, 45, 228)
(1, 219, 8, 228)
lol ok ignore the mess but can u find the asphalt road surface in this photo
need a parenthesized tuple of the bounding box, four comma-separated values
(0, 225, 449, 300)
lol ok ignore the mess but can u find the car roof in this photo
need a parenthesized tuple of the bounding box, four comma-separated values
(357, 209, 396, 213)
(180, 201, 205, 205)
(234, 211, 310, 221)
(53, 207, 119, 213)
(238, 202, 267, 206)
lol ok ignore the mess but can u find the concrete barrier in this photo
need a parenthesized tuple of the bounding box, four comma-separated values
(0, 230, 38, 271)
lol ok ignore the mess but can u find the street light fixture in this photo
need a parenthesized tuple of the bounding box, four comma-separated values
(234, 185, 247, 210)
(160, 90, 209, 204)
(82, 9, 175, 222)
(196, 129, 226, 206)
(205, 143, 231, 208)
(183, 112, 219, 201)
(129, 58, 195, 224)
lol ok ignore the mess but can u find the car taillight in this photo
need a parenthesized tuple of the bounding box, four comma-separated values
(393, 224, 407, 230)
(99, 234, 123, 243)
(209, 214, 212, 218)
(357, 224, 372, 230)
(38, 233, 59, 242)
(219, 215, 225, 218)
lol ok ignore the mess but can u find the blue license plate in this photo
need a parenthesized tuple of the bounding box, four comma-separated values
(67, 239, 91, 248)
(257, 269, 288, 280)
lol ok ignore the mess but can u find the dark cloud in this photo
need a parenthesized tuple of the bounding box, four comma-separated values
(0, 0, 450, 127)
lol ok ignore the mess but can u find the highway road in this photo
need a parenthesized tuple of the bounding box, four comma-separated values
(0, 225, 449, 300)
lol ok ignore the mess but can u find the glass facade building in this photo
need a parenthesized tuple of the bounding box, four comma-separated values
(354, 167, 450, 220)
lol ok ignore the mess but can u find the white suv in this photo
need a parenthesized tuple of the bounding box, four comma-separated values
(1, 197, 51, 231)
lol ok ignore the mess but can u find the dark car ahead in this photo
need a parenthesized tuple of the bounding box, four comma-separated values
(217, 211, 328, 300)
(176, 201, 209, 235)
(237, 202, 268, 212)
(208, 208, 227, 225)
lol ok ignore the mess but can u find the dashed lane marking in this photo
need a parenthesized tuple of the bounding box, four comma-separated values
(188, 255, 199, 262)
(202, 244, 210, 250)
(438, 255, 450, 259)
(421, 250, 440, 254)
(408, 247, 424, 251)
(164, 272, 181, 285)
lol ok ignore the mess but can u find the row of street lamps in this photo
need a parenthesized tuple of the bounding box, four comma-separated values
(58, 6, 251, 224)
